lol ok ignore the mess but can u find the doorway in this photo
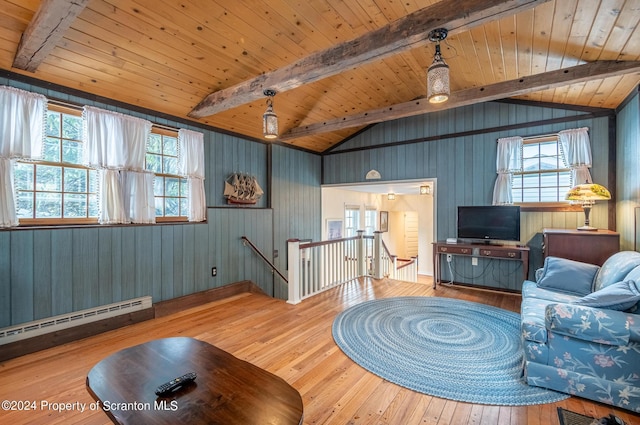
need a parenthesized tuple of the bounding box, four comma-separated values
(320, 179, 436, 277)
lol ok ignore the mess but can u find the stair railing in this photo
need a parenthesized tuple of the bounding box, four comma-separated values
(380, 239, 395, 278)
(241, 236, 288, 283)
(287, 230, 418, 304)
(287, 235, 361, 304)
(394, 256, 419, 282)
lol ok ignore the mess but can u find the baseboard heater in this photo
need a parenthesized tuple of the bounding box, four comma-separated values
(0, 296, 152, 345)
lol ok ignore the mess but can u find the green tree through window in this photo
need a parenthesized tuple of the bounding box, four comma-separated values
(147, 129, 188, 220)
(15, 105, 98, 223)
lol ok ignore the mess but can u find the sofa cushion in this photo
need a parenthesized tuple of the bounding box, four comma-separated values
(536, 256, 599, 296)
(521, 280, 582, 303)
(572, 279, 640, 311)
(593, 251, 640, 291)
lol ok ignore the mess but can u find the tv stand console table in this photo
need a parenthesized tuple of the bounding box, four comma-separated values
(432, 241, 530, 289)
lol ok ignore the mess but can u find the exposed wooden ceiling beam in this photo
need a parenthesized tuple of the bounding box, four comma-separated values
(280, 61, 640, 140)
(12, 0, 90, 72)
(188, 0, 550, 119)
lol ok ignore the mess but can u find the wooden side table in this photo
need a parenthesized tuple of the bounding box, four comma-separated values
(543, 228, 620, 266)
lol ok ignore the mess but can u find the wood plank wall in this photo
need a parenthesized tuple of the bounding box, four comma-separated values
(271, 145, 322, 299)
(0, 76, 321, 328)
(0, 207, 278, 328)
(616, 88, 640, 251)
(323, 101, 615, 290)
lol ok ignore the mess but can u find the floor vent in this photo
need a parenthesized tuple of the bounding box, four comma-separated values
(0, 296, 152, 345)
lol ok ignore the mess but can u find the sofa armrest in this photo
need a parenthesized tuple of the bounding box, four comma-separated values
(545, 303, 635, 346)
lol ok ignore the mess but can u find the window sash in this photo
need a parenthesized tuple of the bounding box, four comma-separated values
(344, 205, 360, 237)
(16, 105, 98, 224)
(10, 101, 199, 226)
(148, 128, 188, 220)
(364, 207, 377, 235)
(511, 136, 572, 204)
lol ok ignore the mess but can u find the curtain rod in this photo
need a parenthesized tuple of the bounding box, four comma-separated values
(48, 99, 179, 132)
(48, 98, 83, 110)
(522, 132, 559, 140)
(152, 123, 179, 132)
(497, 133, 558, 143)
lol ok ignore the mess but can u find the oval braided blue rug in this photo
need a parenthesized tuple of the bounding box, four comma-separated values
(332, 297, 568, 405)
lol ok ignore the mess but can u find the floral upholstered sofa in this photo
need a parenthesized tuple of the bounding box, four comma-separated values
(520, 250, 640, 412)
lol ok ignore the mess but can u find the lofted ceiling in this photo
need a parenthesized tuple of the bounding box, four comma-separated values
(1, 0, 640, 153)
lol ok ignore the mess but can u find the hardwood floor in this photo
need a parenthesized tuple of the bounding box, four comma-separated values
(1, 277, 639, 425)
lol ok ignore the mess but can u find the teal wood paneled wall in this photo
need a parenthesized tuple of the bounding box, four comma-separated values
(324, 102, 613, 290)
(0, 77, 321, 328)
(616, 89, 640, 251)
(206, 132, 268, 208)
(0, 209, 274, 327)
(271, 145, 322, 299)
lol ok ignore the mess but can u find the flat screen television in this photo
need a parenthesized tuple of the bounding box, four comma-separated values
(457, 205, 521, 243)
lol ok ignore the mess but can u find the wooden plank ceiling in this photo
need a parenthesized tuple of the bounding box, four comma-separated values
(1, 0, 639, 153)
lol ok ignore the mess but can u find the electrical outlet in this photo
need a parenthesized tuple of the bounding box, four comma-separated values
(472, 257, 478, 266)
(211, 267, 217, 277)
(446, 254, 452, 262)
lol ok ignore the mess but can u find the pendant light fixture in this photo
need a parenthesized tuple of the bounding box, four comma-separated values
(427, 28, 449, 104)
(262, 89, 278, 139)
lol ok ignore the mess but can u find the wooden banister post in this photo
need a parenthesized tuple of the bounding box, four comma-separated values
(287, 239, 301, 304)
(373, 231, 383, 279)
(356, 230, 366, 277)
(391, 255, 398, 279)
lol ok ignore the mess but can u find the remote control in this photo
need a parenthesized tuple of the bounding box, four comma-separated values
(155, 372, 197, 396)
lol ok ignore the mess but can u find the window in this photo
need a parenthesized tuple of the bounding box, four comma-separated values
(14, 111, 189, 224)
(344, 205, 361, 237)
(7, 96, 203, 227)
(15, 105, 98, 224)
(364, 207, 377, 235)
(146, 128, 188, 221)
(511, 136, 572, 204)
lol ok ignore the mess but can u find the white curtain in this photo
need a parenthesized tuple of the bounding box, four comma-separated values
(0, 86, 47, 227)
(558, 127, 592, 185)
(83, 106, 153, 224)
(0, 158, 16, 227)
(120, 171, 155, 224)
(492, 136, 522, 205)
(178, 129, 206, 222)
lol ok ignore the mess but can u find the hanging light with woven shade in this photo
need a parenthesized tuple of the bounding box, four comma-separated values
(426, 28, 450, 104)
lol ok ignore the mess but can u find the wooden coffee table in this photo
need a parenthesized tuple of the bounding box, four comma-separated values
(86, 337, 303, 424)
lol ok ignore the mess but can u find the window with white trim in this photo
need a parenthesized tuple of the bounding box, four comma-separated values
(13, 107, 193, 225)
(364, 206, 377, 235)
(344, 205, 360, 237)
(14, 105, 98, 224)
(146, 128, 188, 221)
(511, 135, 572, 203)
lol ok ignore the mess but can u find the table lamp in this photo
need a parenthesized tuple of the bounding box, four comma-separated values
(565, 182, 611, 231)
